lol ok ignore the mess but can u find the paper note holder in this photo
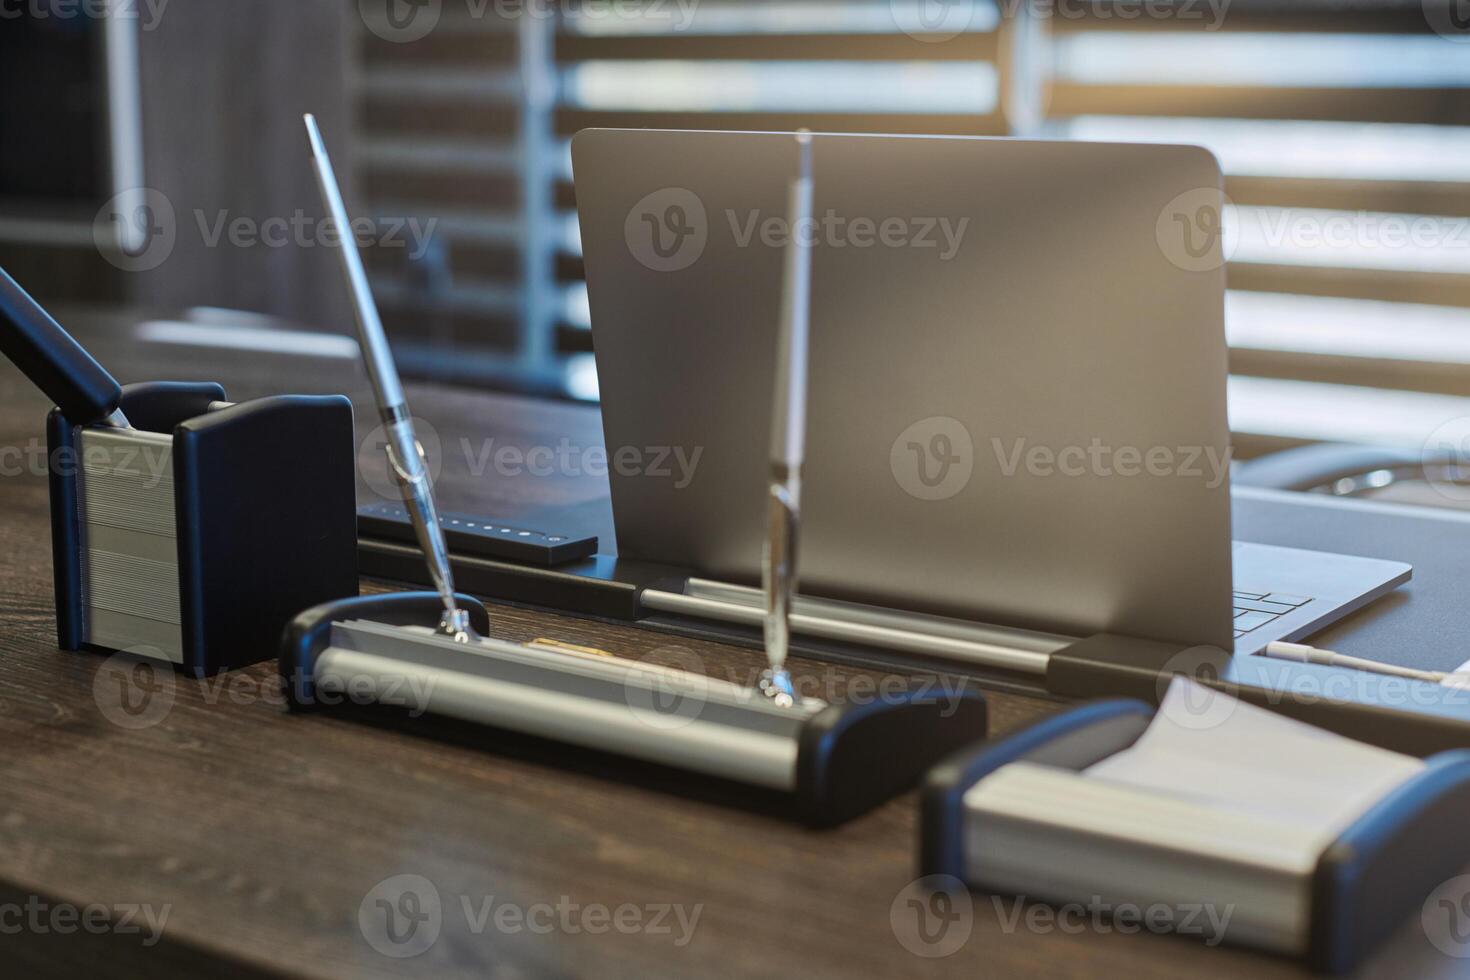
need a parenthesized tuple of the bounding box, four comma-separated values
(280, 591, 989, 827)
(48, 381, 359, 677)
(918, 699, 1470, 973)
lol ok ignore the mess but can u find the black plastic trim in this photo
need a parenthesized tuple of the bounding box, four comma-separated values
(918, 699, 1152, 879)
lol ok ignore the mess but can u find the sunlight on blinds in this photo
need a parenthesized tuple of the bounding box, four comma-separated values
(564, 61, 998, 113)
(1227, 292, 1470, 363)
(565, 1, 1000, 36)
(1229, 207, 1470, 275)
(1066, 116, 1470, 183)
(1058, 33, 1470, 87)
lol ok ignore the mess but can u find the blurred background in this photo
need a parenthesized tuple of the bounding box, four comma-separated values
(3, 0, 1470, 481)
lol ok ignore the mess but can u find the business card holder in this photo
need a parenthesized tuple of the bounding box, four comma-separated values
(919, 699, 1470, 973)
(280, 590, 988, 827)
(48, 381, 359, 676)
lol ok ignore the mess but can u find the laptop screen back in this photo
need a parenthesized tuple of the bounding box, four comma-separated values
(574, 129, 1234, 648)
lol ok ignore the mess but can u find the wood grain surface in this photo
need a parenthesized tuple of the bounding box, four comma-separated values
(0, 311, 1456, 978)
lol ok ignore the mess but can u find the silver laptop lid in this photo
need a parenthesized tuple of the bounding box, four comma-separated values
(574, 129, 1233, 648)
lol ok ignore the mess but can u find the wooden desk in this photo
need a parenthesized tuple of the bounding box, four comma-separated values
(0, 311, 1458, 978)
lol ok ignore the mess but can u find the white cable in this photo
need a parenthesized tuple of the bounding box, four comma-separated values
(1261, 641, 1447, 684)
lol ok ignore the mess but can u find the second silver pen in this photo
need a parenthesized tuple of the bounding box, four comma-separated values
(761, 131, 815, 705)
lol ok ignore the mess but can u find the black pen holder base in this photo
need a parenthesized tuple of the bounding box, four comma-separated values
(281, 591, 989, 827)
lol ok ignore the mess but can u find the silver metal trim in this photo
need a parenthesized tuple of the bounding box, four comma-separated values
(685, 579, 1072, 653)
(77, 426, 183, 662)
(960, 766, 1308, 955)
(315, 620, 824, 789)
(640, 586, 1061, 676)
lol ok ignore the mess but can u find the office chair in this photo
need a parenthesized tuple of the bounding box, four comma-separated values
(1235, 443, 1470, 507)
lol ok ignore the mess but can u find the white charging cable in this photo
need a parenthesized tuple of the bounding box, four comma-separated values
(1261, 640, 1450, 684)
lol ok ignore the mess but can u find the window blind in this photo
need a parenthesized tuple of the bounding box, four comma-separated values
(353, 0, 1470, 456)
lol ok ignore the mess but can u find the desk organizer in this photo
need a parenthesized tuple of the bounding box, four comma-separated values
(919, 699, 1470, 974)
(48, 381, 359, 677)
(281, 591, 988, 827)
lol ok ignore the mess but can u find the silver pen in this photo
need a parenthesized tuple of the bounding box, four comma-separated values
(760, 131, 815, 706)
(304, 114, 476, 642)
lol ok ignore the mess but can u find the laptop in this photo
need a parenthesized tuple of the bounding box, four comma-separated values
(572, 128, 1410, 654)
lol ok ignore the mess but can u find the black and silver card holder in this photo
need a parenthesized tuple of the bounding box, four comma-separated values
(48, 381, 359, 677)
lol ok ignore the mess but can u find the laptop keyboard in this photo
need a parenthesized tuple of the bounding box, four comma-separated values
(1233, 590, 1313, 639)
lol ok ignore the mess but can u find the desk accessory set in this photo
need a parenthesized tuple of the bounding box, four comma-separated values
(919, 679, 1470, 973)
(0, 267, 358, 677)
(281, 121, 988, 826)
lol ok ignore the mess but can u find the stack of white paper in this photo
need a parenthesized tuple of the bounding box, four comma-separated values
(962, 678, 1425, 953)
(1087, 677, 1424, 847)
